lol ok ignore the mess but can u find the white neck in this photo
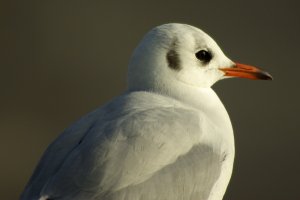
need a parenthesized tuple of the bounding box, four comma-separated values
(167, 83, 230, 125)
(129, 76, 231, 132)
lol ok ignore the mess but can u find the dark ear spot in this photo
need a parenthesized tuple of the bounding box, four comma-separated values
(166, 49, 181, 70)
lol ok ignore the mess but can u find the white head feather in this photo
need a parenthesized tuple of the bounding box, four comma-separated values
(127, 23, 234, 95)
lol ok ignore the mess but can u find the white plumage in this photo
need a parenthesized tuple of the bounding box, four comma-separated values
(20, 23, 271, 200)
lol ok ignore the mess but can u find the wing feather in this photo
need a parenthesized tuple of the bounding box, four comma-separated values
(20, 92, 222, 200)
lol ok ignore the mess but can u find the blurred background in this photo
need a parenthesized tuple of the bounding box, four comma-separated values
(1, 0, 299, 199)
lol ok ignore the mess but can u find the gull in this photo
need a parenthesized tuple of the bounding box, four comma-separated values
(20, 23, 272, 200)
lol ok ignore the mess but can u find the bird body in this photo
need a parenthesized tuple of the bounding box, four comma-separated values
(21, 23, 271, 200)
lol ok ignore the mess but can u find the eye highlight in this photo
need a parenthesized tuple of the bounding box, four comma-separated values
(195, 50, 212, 63)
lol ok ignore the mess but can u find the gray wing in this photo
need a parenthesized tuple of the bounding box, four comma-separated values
(21, 95, 223, 200)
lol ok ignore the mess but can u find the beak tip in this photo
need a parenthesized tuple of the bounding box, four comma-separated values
(261, 72, 273, 81)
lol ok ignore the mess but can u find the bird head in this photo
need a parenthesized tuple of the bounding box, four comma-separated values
(127, 23, 272, 93)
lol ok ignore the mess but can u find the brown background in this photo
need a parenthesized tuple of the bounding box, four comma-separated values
(1, 0, 300, 199)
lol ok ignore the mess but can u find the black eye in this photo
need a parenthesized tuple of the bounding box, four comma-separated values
(195, 50, 212, 63)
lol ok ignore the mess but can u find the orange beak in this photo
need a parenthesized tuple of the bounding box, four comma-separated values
(220, 62, 273, 80)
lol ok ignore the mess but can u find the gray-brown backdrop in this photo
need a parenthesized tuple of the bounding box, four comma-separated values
(1, 0, 299, 199)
